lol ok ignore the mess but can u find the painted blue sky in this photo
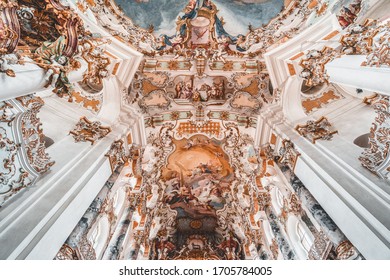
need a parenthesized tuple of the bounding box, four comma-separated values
(114, 0, 284, 36)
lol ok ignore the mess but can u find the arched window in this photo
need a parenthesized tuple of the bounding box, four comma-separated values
(286, 216, 314, 259)
(276, 188, 284, 208)
(297, 222, 312, 253)
(113, 187, 126, 217)
(88, 216, 110, 259)
(89, 222, 100, 245)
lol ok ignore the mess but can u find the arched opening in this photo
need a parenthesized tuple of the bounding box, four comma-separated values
(44, 136, 54, 148)
(301, 82, 324, 95)
(113, 187, 127, 217)
(353, 133, 370, 148)
(286, 216, 314, 259)
(89, 215, 110, 259)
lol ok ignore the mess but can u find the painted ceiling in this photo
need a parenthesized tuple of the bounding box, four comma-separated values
(114, 0, 284, 36)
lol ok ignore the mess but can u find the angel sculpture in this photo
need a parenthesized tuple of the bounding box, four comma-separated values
(34, 36, 80, 98)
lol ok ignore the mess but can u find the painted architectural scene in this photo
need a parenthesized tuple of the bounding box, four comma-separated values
(169, 75, 231, 102)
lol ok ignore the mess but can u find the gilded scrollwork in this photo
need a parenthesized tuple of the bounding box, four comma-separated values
(54, 244, 79, 260)
(308, 231, 332, 260)
(78, 236, 97, 260)
(0, 126, 35, 205)
(336, 240, 359, 260)
(16, 95, 55, 173)
(0, 127, 20, 194)
(359, 95, 390, 180)
(70, 116, 111, 145)
(289, 193, 302, 216)
(79, 38, 111, 91)
(0, 1, 20, 56)
(295, 117, 338, 144)
(340, 18, 390, 68)
(0, 101, 16, 123)
(363, 24, 390, 68)
(257, 192, 271, 211)
(1, 94, 53, 205)
(299, 47, 337, 88)
(278, 139, 300, 171)
(340, 19, 379, 55)
(106, 139, 128, 172)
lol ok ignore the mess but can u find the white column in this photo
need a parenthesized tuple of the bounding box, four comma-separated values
(326, 55, 390, 96)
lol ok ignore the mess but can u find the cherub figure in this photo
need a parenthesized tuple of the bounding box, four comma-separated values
(34, 36, 81, 97)
(44, 55, 68, 88)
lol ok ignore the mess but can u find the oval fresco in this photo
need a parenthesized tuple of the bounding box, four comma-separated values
(114, 0, 284, 36)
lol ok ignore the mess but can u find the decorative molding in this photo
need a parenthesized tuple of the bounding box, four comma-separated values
(299, 47, 337, 88)
(308, 231, 332, 260)
(70, 117, 111, 145)
(16, 95, 55, 173)
(0, 0, 112, 98)
(0, 101, 15, 123)
(176, 121, 222, 138)
(78, 236, 97, 260)
(0, 94, 53, 205)
(71, 90, 103, 113)
(301, 88, 343, 114)
(257, 192, 271, 211)
(363, 24, 390, 68)
(340, 19, 378, 55)
(0, 1, 20, 56)
(54, 244, 79, 260)
(363, 93, 379, 105)
(359, 95, 390, 180)
(278, 139, 300, 171)
(295, 117, 337, 143)
(289, 193, 302, 216)
(80, 39, 111, 91)
(105, 140, 128, 172)
(341, 19, 390, 68)
(0, 126, 31, 205)
(336, 240, 359, 260)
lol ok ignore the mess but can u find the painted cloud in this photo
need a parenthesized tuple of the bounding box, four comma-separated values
(114, 0, 283, 35)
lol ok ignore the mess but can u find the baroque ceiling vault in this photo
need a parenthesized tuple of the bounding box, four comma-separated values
(1, 0, 390, 261)
(115, 0, 284, 36)
(117, 0, 280, 259)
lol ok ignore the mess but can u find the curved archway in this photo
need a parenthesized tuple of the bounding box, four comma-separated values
(286, 216, 314, 260)
(113, 187, 127, 217)
(89, 215, 110, 259)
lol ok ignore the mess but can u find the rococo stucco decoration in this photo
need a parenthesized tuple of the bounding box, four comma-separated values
(106, 140, 128, 172)
(359, 94, 390, 180)
(123, 122, 265, 260)
(299, 47, 338, 88)
(278, 139, 301, 172)
(0, 0, 113, 106)
(70, 116, 111, 145)
(295, 117, 338, 144)
(0, 94, 54, 206)
(1, 0, 389, 262)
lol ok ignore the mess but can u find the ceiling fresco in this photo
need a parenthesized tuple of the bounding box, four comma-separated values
(114, 0, 284, 36)
(139, 123, 262, 260)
